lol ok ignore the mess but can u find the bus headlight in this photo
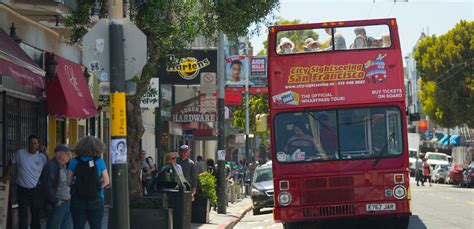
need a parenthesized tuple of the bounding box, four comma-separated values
(278, 192, 292, 206)
(393, 185, 407, 199)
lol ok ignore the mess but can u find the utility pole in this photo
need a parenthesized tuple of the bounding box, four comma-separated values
(244, 42, 250, 163)
(217, 31, 227, 214)
(108, 0, 130, 228)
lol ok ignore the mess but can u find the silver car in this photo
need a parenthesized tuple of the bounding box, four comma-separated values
(431, 164, 449, 183)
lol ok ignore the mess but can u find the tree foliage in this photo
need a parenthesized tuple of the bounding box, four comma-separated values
(414, 20, 473, 127)
(233, 93, 269, 148)
(65, 0, 279, 198)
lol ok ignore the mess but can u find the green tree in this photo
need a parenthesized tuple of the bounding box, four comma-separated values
(414, 20, 473, 127)
(233, 94, 269, 149)
(66, 0, 279, 197)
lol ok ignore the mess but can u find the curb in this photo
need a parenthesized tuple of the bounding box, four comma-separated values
(217, 204, 253, 229)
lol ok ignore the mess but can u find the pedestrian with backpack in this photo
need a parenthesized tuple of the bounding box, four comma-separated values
(67, 136, 110, 229)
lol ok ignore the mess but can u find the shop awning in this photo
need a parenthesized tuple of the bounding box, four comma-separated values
(46, 55, 97, 119)
(438, 135, 461, 146)
(0, 28, 45, 89)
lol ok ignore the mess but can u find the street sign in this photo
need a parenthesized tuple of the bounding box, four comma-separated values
(200, 72, 216, 94)
(98, 95, 110, 106)
(99, 82, 110, 95)
(82, 19, 110, 80)
(82, 18, 147, 82)
(123, 19, 147, 80)
(140, 78, 159, 108)
(200, 95, 217, 113)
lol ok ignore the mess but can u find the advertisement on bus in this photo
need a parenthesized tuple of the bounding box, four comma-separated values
(270, 52, 404, 109)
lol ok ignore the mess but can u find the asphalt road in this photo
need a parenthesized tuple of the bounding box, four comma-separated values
(235, 178, 474, 229)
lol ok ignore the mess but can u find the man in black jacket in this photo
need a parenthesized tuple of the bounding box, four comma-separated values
(39, 144, 72, 229)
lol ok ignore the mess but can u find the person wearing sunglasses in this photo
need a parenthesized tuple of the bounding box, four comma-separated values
(162, 152, 183, 175)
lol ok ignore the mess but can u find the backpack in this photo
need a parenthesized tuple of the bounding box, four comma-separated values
(74, 157, 100, 200)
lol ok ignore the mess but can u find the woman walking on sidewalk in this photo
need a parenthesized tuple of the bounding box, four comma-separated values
(422, 158, 432, 186)
(68, 136, 110, 229)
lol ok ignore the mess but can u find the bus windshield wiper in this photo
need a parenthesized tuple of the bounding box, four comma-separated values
(372, 132, 394, 167)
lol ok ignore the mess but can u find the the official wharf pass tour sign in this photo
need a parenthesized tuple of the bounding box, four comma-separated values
(270, 52, 404, 109)
(226, 55, 268, 87)
(159, 50, 217, 85)
(172, 95, 217, 123)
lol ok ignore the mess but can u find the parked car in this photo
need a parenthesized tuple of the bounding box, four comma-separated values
(408, 148, 418, 176)
(431, 164, 449, 183)
(445, 164, 467, 185)
(251, 161, 274, 215)
(460, 162, 474, 188)
(424, 152, 449, 170)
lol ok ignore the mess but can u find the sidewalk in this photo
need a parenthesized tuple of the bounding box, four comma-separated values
(41, 197, 252, 229)
(191, 197, 253, 229)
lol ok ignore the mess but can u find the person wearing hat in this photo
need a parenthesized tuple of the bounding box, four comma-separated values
(39, 144, 73, 229)
(277, 37, 295, 54)
(351, 27, 368, 49)
(176, 145, 197, 200)
(303, 38, 320, 52)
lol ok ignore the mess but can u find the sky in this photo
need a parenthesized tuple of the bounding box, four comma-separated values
(250, 0, 473, 58)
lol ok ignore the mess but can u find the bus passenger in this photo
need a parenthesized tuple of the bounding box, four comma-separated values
(381, 34, 391, 47)
(324, 28, 347, 50)
(277, 37, 294, 54)
(303, 38, 320, 52)
(367, 37, 381, 48)
(351, 27, 368, 49)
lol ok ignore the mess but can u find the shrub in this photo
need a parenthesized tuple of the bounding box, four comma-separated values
(196, 172, 217, 205)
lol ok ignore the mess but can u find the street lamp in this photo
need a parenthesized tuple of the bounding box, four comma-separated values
(46, 53, 58, 83)
(9, 23, 22, 44)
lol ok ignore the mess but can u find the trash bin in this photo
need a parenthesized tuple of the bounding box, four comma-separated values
(152, 164, 192, 229)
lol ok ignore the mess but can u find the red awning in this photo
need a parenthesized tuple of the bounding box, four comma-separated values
(46, 54, 98, 119)
(0, 28, 45, 89)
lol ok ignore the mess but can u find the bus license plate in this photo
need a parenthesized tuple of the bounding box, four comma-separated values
(366, 203, 396, 211)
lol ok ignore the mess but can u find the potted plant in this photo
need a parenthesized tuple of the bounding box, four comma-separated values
(192, 172, 217, 223)
(129, 194, 173, 229)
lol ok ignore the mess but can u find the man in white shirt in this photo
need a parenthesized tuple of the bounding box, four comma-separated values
(8, 135, 48, 229)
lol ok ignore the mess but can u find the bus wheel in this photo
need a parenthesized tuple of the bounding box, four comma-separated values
(392, 215, 409, 229)
(283, 222, 303, 229)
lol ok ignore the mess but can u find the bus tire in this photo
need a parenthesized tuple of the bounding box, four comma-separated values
(283, 222, 301, 229)
(393, 215, 409, 229)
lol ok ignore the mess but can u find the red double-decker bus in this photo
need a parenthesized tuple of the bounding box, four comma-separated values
(267, 18, 411, 228)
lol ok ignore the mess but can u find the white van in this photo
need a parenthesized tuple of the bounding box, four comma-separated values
(408, 148, 418, 176)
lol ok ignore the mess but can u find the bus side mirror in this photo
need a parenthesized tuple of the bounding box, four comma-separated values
(409, 113, 420, 122)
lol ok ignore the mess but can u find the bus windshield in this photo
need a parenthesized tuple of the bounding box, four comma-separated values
(274, 106, 403, 163)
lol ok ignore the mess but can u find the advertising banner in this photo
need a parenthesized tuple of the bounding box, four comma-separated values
(250, 56, 267, 87)
(159, 50, 217, 85)
(226, 55, 249, 87)
(269, 52, 404, 109)
(226, 56, 268, 87)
